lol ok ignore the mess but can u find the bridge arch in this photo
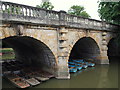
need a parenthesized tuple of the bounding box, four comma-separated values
(107, 37, 119, 63)
(1, 36, 57, 75)
(68, 37, 101, 62)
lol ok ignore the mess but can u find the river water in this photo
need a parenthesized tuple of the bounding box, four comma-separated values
(2, 57, 119, 89)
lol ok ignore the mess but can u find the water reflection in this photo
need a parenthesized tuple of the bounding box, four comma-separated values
(2, 58, 118, 88)
(97, 65, 110, 88)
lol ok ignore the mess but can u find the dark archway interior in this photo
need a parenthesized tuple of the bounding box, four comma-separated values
(2, 36, 56, 74)
(107, 38, 119, 63)
(69, 37, 100, 62)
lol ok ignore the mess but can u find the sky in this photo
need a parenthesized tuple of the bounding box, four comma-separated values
(1, 0, 100, 20)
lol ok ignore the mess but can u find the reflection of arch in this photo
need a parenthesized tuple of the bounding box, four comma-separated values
(69, 37, 100, 62)
(2, 36, 57, 74)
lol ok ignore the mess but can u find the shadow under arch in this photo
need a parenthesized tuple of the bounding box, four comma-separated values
(1, 36, 57, 75)
(107, 38, 119, 63)
(69, 37, 100, 62)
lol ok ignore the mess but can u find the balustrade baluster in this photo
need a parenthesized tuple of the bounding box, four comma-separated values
(20, 6, 22, 15)
(36, 9, 39, 17)
(11, 5, 13, 14)
(9, 4, 12, 14)
(33, 9, 35, 17)
(49, 12, 51, 19)
(54, 13, 56, 19)
(36, 9, 38, 17)
(54, 13, 55, 19)
(7, 4, 10, 13)
(78, 18, 81, 23)
(29, 8, 31, 17)
(21, 7, 24, 16)
(4, 4, 7, 13)
(41, 10, 46, 19)
(25, 8, 27, 16)
(46, 11, 49, 19)
(16, 6, 20, 15)
(0, 3, 2, 13)
(39, 9, 41, 17)
(34, 9, 37, 17)
(31, 8, 33, 17)
(34, 8, 36, 17)
(55, 13, 58, 20)
(52, 12, 54, 19)
(51, 12, 53, 19)
(71, 16, 73, 22)
(14, 5, 17, 15)
(68, 16, 70, 22)
(54, 13, 57, 19)
(32, 9, 35, 17)
(40, 10, 43, 18)
(35, 9, 38, 17)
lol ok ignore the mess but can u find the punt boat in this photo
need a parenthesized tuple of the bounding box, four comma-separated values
(72, 61, 88, 69)
(69, 62, 85, 69)
(29, 72, 49, 82)
(17, 71, 40, 86)
(72, 60, 84, 64)
(82, 64, 88, 69)
(4, 73, 30, 88)
(25, 78, 40, 86)
(69, 64, 82, 70)
(38, 70, 54, 78)
(69, 67, 77, 73)
(73, 59, 84, 63)
(85, 62, 95, 67)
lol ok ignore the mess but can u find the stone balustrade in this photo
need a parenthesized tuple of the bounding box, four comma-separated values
(0, 1, 119, 31)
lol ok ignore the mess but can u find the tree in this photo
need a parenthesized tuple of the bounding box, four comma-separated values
(98, 2, 120, 56)
(68, 5, 91, 18)
(36, 1, 54, 10)
(98, 2, 120, 24)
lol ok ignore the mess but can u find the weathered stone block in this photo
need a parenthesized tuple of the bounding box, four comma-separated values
(101, 45, 108, 51)
(102, 40, 107, 45)
(59, 36, 67, 40)
(58, 52, 68, 57)
(59, 29, 68, 33)
(102, 32, 107, 36)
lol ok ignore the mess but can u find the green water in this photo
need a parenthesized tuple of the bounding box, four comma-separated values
(2, 58, 119, 88)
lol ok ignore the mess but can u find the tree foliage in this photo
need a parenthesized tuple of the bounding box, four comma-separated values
(68, 5, 91, 18)
(98, 2, 120, 52)
(98, 2, 120, 24)
(36, 1, 54, 10)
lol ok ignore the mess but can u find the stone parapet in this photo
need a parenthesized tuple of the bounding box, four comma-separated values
(0, 1, 119, 31)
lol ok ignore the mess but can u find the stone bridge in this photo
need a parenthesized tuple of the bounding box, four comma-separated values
(0, 1, 119, 79)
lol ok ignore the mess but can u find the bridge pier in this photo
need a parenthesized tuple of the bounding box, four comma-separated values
(96, 32, 109, 64)
(56, 27, 70, 79)
(100, 32, 109, 64)
(100, 47, 109, 64)
(56, 57, 70, 79)
(95, 51, 109, 64)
